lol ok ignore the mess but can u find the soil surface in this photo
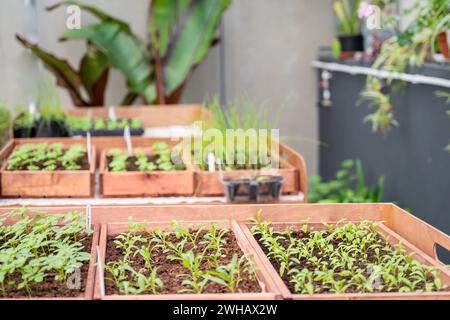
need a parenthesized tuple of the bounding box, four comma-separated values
(106, 155, 184, 172)
(7, 154, 90, 171)
(105, 229, 261, 295)
(1, 235, 92, 299)
(255, 230, 447, 294)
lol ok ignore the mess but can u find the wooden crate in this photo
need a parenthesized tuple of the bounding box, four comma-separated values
(94, 220, 277, 300)
(0, 203, 449, 300)
(99, 148, 195, 197)
(68, 104, 212, 128)
(194, 143, 307, 199)
(237, 206, 450, 300)
(0, 142, 96, 198)
(0, 208, 100, 300)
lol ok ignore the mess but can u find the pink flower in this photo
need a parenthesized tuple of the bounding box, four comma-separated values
(358, 1, 375, 18)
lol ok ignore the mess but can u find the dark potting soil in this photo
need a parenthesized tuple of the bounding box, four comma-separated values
(7, 154, 90, 171)
(106, 155, 184, 172)
(105, 230, 261, 295)
(255, 230, 447, 294)
(0, 235, 92, 299)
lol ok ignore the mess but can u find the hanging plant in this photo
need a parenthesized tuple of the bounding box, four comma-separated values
(359, 0, 450, 135)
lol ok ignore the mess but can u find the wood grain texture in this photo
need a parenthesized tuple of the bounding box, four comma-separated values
(0, 144, 96, 198)
(94, 220, 277, 300)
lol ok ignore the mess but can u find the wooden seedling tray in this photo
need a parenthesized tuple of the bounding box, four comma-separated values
(238, 208, 450, 300)
(0, 143, 96, 198)
(68, 104, 212, 128)
(94, 220, 278, 300)
(194, 143, 307, 199)
(0, 212, 100, 300)
(99, 148, 195, 197)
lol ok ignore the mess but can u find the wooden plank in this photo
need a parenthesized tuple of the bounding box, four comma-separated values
(382, 204, 450, 262)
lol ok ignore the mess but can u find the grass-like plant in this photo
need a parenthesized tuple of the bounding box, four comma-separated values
(0, 208, 92, 297)
(250, 215, 448, 294)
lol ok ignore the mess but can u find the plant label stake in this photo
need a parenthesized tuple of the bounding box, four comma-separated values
(28, 101, 37, 116)
(85, 205, 92, 233)
(124, 125, 133, 156)
(96, 246, 106, 298)
(87, 110, 93, 121)
(86, 132, 92, 164)
(108, 106, 117, 121)
(208, 153, 216, 172)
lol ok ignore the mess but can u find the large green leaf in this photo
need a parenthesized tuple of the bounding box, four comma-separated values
(80, 43, 109, 106)
(16, 35, 87, 106)
(154, 0, 231, 95)
(62, 23, 156, 103)
(148, 0, 191, 57)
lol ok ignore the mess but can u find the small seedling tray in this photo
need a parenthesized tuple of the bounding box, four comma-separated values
(99, 148, 195, 197)
(222, 175, 285, 203)
(0, 142, 96, 198)
(68, 104, 213, 128)
(94, 220, 277, 300)
(0, 210, 100, 300)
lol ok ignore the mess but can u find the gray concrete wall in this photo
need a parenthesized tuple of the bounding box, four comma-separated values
(0, 0, 336, 174)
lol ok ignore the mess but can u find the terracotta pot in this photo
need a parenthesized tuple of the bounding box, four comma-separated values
(438, 31, 450, 60)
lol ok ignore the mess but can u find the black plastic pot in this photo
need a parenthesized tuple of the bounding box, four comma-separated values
(35, 120, 68, 138)
(222, 175, 285, 203)
(13, 126, 36, 138)
(338, 34, 364, 52)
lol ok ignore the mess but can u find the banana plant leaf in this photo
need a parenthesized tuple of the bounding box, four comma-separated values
(62, 23, 156, 103)
(80, 43, 109, 106)
(15, 35, 87, 106)
(150, 0, 231, 96)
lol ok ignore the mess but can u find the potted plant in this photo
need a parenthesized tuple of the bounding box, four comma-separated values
(36, 105, 68, 138)
(1, 143, 96, 197)
(0, 208, 99, 300)
(66, 117, 144, 137)
(96, 218, 275, 299)
(100, 142, 193, 197)
(13, 112, 38, 139)
(334, 0, 364, 55)
(192, 99, 300, 197)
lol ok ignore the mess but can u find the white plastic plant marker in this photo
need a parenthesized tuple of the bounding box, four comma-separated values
(96, 246, 106, 298)
(124, 125, 133, 156)
(86, 132, 92, 164)
(87, 110, 93, 121)
(28, 102, 37, 117)
(85, 204, 92, 233)
(108, 106, 117, 121)
(208, 153, 216, 173)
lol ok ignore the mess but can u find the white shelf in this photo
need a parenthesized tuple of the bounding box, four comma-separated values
(312, 60, 450, 89)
